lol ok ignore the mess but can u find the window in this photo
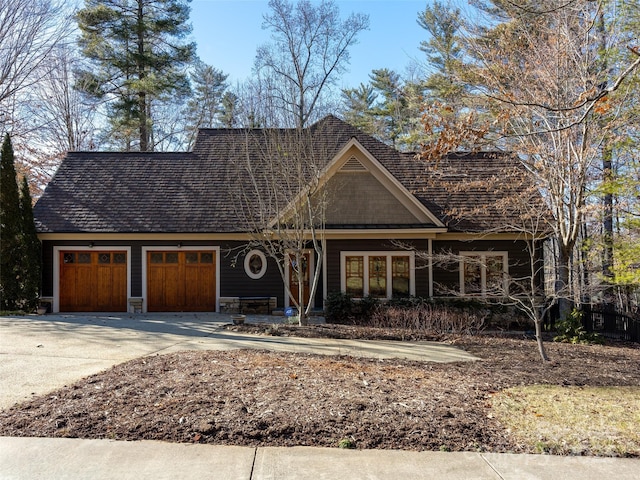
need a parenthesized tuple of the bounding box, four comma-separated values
(345, 256, 364, 296)
(78, 253, 91, 264)
(244, 250, 267, 279)
(113, 253, 126, 264)
(150, 252, 163, 264)
(392, 256, 410, 297)
(341, 252, 415, 299)
(369, 256, 387, 298)
(460, 252, 508, 296)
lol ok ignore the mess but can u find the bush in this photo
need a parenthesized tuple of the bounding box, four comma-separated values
(324, 291, 355, 324)
(325, 293, 487, 336)
(553, 309, 604, 345)
(369, 303, 487, 335)
(324, 291, 380, 325)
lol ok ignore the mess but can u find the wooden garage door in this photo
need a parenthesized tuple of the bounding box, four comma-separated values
(59, 251, 127, 312)
(147, 251, 216, 312)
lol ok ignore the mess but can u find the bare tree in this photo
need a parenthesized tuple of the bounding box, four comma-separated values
(25, 46, 99, 153)
(459, 0, 640, 318)
(228, 123, 338, 325)
(254, 0, 369, 128)
(0, 0, 73, 133)
(411, 157, 555, 362)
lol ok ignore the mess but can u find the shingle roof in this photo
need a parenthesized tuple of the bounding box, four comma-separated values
(34, 115, 533, 234)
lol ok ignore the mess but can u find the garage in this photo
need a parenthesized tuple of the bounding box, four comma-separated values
(59, 251, 127, 312)
(147, 250, 216, 312)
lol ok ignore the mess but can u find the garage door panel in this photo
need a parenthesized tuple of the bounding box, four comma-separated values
(59, 251, 127, 312)
(96, 266, 112, 309)
(112, 265, 127, 311)
(147, 266, 165, 310)
(164, 265, 181, 310)
(147, 251, 216, 312)
(75, 266, 94, 309)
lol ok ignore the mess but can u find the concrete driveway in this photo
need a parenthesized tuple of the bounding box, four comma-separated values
(0, 312, 479, 409)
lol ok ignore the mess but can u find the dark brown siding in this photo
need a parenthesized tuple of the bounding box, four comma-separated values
(432, 239, 534, 294)
(218, 242, 288, 307)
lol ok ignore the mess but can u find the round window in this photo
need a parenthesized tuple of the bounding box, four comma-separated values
(244, 250, 267, 279)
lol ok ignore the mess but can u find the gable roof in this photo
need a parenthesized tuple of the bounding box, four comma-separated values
(34, 115, 532, 234)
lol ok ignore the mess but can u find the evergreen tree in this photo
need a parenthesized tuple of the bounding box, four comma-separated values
(369, 68, 408, 148)
(0, 134, 22, 310)
(417, 1, 465, 102)
(76, 0, 196, 151)
(340, 83, 378, 135)
(184, 61, 228, 148)
(340, 71, 425, 151)
(19, 176, 41, 311)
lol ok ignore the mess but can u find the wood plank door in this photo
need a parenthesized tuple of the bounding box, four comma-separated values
(147, 250, 216, 312)
(59, 251, 127, 312)
(288, 252, 311, 307)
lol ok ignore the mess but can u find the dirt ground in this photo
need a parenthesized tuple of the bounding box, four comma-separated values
(1, 324, 639, 455)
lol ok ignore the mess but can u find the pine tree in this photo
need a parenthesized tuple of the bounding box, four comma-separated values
(0, 134, 22, 310)
(76, 0, 196, 151)
(184, 61, 228, 148)
(340, 83, 377, 135)
(417, 1, 465, 102)
(19, 176, 41, 311)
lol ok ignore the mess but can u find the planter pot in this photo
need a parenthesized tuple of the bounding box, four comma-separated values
(231, 314, 246, 325)
(36, 307, 47, 315)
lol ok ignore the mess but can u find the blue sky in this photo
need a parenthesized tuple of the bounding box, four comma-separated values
(190, 0, 432, 89)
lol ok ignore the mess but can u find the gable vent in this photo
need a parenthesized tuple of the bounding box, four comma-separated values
(340, 156, 368, 172)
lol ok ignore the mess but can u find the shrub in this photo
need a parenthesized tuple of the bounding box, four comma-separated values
(324, 291, 355, 324)
(325, 293, 487, 336)
(369, 303, 487, 335)
(553, 309, 604, 344)
(324, 291, 380, 325)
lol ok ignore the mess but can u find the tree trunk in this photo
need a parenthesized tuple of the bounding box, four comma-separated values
(296, 252, 308, 326)
(534, 316, 549, 362)
(599, 11, 614, 307)
(137, 0, 148, 152)
(557, 243, 573, 320)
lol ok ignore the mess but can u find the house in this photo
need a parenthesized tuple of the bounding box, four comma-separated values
(34, 115, 541, 313)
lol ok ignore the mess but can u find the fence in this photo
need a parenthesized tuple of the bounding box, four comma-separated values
(582, 305, 640, 343)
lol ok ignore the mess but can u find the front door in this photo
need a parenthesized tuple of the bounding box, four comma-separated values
(288, 252, 311, 307)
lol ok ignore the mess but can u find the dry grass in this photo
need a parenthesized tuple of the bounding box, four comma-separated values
(491, 385, 640, 457)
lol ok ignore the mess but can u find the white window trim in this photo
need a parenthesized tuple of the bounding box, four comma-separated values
(52, 246, 132, 313)
(459, 251, 508, 296)
(141, 246, 221, 313)
(244, 249, 267, 279)
(340, 251, 416, 299)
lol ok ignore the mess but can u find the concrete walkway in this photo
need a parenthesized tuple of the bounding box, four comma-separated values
(1, 313, 637, 479)
(1, 437, 638, 480)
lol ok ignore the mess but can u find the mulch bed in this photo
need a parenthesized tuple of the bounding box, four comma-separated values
(1, 324, 638, 454)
